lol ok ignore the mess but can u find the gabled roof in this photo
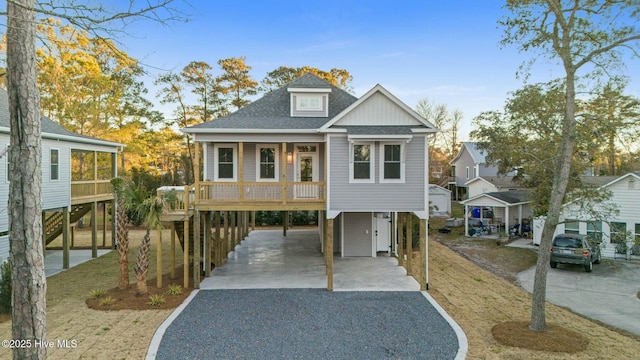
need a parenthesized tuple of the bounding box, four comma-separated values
(461, 190, 530, 206)
(0, 89, 122, 149)
(580, 175, 620, 187)
(595, 172, 640, 189)
(183, 73, 358, 133)
(451, 142, 487, 165)
(319, 84, 437, 132)
(466, 176, 526, 188)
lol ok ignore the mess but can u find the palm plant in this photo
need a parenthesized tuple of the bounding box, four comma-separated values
(132, 194, 167, 296)
(111, 178, 130, 290)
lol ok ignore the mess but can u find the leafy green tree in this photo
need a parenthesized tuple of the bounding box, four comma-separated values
(182, 60, 228, 120)
(500, 0, 640, 332)
(260, 66, 353, 93)
(217, 56, 258, 110)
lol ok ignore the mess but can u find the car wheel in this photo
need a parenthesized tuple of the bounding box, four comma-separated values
(550, 261, 557, 268)
(594, 251, 601, 264)
(585, 261, 592, 272)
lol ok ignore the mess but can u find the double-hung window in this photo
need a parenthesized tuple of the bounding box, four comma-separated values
(256, 144, 279, 181)
(214, 144, 237, 181)
(610, 222, 626, 243)
(50, 148, 59, 181)
(380, 143, 404, 183)
(350, 142, 374, 183)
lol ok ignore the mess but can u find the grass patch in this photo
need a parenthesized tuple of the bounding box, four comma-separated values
(492, 321, 589, 353)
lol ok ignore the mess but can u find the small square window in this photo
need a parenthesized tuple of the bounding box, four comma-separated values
(50, 149, 59, 181)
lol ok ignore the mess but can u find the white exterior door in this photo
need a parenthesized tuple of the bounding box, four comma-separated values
(295, 153, 318, 198)
(375, 213, 391, 253)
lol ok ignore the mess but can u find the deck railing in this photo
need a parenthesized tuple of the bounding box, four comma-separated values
(196, 181, 326, 204)
(71, 180, 113, 201)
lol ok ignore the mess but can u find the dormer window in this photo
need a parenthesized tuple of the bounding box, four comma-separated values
(297, 95, 322, 111)
(288, 87, 331, 117)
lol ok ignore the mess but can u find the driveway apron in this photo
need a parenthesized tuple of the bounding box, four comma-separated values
(148, 229, 465, 359)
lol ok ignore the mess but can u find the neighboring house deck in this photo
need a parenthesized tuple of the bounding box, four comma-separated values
(176, 73, 438, 290)
(0, 89, 122, 265)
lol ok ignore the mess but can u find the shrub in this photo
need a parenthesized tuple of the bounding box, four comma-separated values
(166, 284, 183, 296)
(147, 294, 166, 306)
(99, 296, 116, 307)
(0, 260, 11, 313)
(88, 289, 107, 299)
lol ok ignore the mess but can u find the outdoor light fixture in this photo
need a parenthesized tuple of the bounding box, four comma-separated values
(287, 152, 293, 163)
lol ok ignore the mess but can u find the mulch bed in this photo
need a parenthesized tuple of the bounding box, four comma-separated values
(492, 320, 589, 353)
(86, 265, 194, 311)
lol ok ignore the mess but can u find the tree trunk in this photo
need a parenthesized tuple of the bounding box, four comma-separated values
(530, 69, 578, 331)
(7, 0, 48, 358)
(134, 230, 151, 296)
(116, 198, 129, 290)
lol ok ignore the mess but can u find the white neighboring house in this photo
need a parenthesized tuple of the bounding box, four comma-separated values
(429, 185, 451, 217)
(551, 172, 640, 258)
(0, 89, 122, 264)
(466, 175, 526, 199)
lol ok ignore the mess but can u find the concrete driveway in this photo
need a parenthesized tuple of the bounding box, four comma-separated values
(517, 259, 640, 335)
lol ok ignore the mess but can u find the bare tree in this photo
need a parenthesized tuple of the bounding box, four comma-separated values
(501, 0, 640, 332)
(3, 1, 186, 358)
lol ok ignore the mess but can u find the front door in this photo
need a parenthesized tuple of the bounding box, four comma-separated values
(295, 153, 318, 198)
(375, 213, 391, 253)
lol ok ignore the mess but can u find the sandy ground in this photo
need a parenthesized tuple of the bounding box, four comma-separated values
(1, 229, 639, 359)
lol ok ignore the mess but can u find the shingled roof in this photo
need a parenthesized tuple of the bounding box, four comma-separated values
(0, 89, 121, 148)
(184, 73, 358, 132)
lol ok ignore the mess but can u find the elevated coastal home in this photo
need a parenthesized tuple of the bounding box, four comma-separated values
(0, 89, 121, 266)
(180, 73, 437, 290)
(449, 142, 502, 200)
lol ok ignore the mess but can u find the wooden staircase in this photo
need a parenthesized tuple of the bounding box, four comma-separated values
(173, 219, 207, 256)
(43, 203, 93, 245)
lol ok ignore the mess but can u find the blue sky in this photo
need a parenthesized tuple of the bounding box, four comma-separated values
(116, 0, 639, 139)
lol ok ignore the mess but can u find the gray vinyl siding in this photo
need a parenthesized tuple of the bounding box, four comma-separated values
(42, 139, 71, 210)
(195, 133, 325, 144)
(343, 212, 372, 256)
(453, 147, 476, 186)
(0, 235, 8, 264)
(328, 135, 426, 212)
(479, 164, 499, 177)
(204, 142, 324, 183)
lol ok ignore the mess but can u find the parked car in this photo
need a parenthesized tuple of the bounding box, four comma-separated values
(550, 233, 601, 272)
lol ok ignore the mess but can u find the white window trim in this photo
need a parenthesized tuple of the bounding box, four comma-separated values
(50, 147, 60, 181)
(296, 95, 323, 111)
(255, 144, 279, 182)
(473, 166, 477, 179)
(379, 142, 405, 183)
(349, 141, 375, 184)
(213, 143, 238, 181)
(465, 166, 469, 180)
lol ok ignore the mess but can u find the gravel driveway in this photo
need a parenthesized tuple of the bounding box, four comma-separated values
(151, 289, 460, 360)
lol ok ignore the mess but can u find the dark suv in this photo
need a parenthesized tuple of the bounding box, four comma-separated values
(550, 233, 601, 272)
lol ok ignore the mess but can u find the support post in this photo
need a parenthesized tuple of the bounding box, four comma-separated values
(405, 213, 412, 275)
(91, 201, 97, 258)
(251, 211, 255, 231)
(157, 227, 163, 288)
(224, 211, 229, 261)
(419, 218, 427, 291)
(183, 217, 190, 288)
(170, 222, 176, 280)
(42, 212, 46, 257)
(282, 142, 287, 204)
(323, 218, 328, 274)
(231, 211, 236, 250)
(283, 211, 288, 237)
(327, 218, 334, 291)
(205, 212, 212, 277)
(215, 211, 221, 266)
(194, 210, 201, 289)
(397, 213, 404, 267)
(102, 202, 107, 247)
(239, 142, 244, 202)
(111, 199, 116, 249)
(62, 207, 70, 269)
(194, 142, 200, 204)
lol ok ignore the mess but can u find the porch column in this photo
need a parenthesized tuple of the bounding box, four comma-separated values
(194, 142, 200, 203)
(405, 213, 412, 275)
(157, 227, 163, 288)
(214, 211, 221, 266)
(397, 213, 404, 267)
(464, 204, 469, 237)
(518, 204, 523, 235)
(111, 199, 116, 249)
(391, 212, 396, 255)
(326, 218, 334, 291)
(251, 211, 256, 231)
(194, 210, 201, 289)
(419, 218, 427, 291)
(93, 151, 98, 196)
(205, 211, 212, 277)
(102, 202, 107, 247)
(91, 201, 97, 258)
(224, 211, 229, 260)
(282, 142, 287, 205)
(183, 216, 190, 288)
(283, 211, 288, 237)
(238, 142, 244, 202)
(62, 207, 69, 269)
(505, 207, 510, 237)
(231, 211, 237, 250)
(170, 222, 176, 280)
